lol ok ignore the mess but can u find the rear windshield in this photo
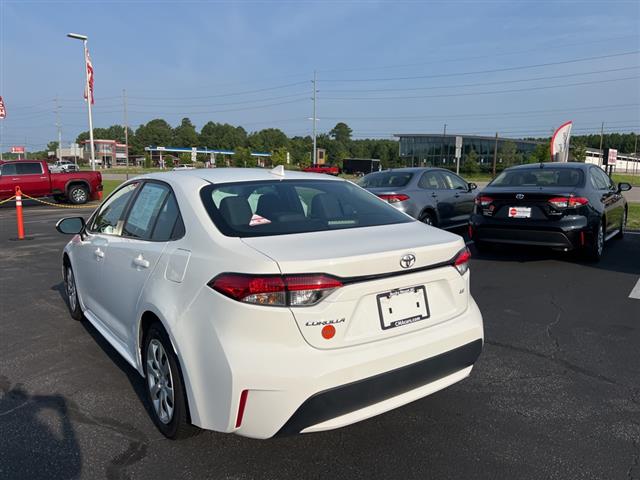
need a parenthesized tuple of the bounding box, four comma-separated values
(200, 179, 413, 237)
(358, 171, 413, 188)
(490, 168, 585, 188)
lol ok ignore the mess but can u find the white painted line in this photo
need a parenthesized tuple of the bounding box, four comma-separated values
(625, 231, 640, 235)
(629, 278, 640, 300)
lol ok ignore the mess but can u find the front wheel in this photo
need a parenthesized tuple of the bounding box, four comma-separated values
(64, 264, 83, 321)
(68, 185, 89, 205)
(419, 211, 437, 227)
(143, 323, 199, 440)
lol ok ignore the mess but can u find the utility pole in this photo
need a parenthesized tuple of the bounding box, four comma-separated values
(492, 132, 499, 177)
(634, 133, 638, 177)
(55, 95, 63, 161)
(123, 88, 129, 168)
(312, 70, 317, 165)
(598, 121, 604, 166)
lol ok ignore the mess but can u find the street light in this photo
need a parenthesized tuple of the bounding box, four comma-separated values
(67, 32, 96, 171)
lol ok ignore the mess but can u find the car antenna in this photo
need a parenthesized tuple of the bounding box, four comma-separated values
(270, 165, 285, 177)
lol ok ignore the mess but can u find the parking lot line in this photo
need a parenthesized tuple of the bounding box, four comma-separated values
(629, 278, 640, 300)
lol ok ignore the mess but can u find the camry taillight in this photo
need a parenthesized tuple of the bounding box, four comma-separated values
(475, 195, 494, 207)
(548, 196, 589, 208)
(377, 194, 410, 203)
(453, 247, 471, 275)
(209, 273, 342, 307)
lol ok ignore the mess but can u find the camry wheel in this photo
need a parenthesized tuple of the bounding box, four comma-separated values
(143, 323, 199, 439)
(64, 265, 83, 321)
(68, 185, 89, 205)
(615, 209, 627, 239)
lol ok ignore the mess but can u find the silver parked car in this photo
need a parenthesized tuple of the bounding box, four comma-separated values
(359, 168, 477, 228)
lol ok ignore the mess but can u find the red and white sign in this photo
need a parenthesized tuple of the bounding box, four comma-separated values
(607, 148, 617, 165)
(550, 121, 573, 162)
(10, 146, 25, 154)
(84, 46, 95, 104)
(0, 96, 6, 119)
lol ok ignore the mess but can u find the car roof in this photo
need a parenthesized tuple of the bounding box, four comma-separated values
(505, 162, 589, 171)
(140, 167, 345, 185)
(368, 167, 454, 174)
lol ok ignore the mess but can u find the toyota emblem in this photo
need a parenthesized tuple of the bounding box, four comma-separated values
(515, 193, 525, 200)
(400, 254, 416, 269)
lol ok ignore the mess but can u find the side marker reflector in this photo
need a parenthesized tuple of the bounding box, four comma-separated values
(235, 389, 249, 428)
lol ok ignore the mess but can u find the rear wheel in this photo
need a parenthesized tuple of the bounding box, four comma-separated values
(419, 210, 437, 227)
(143, 323, 199, 440)
(615, 208, 627, 239)
(583, 220, 604, 261)
(68, 185, 89, 205)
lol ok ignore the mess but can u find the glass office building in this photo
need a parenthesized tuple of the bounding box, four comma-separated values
(395, 134, 541, 167)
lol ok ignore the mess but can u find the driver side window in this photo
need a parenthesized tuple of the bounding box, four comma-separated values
(89, 182, 139, 235)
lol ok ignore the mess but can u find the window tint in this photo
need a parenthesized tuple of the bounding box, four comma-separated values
(123, 183, 170, 240)
(1, 163, 17, 175)
(490, 168, 584, 187)
(16, 162, 43, 175)
(150, 193, 183, 241)
(201, 179, 412, 238)
(418, 171, 444, 189)
(358, 171, 413, 188)
(90, 182, 138, 235)
(440, 171, 468, 190)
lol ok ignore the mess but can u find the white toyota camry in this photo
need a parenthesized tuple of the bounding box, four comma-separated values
(56, 167, 483, 440)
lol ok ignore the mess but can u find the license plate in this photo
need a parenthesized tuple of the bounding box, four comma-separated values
(376, 286, 429, 330)
(508, 206, 531, 218)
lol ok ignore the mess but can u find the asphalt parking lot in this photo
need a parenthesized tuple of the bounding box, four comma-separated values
(1, 203, 639, 480)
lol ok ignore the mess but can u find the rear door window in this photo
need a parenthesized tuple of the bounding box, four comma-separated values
(418, 171, 444, 189)
(15, 162, 43, 175)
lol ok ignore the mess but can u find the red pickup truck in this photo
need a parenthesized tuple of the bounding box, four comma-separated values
(0, 160, 102, 204)
(302, 164, 341, 175)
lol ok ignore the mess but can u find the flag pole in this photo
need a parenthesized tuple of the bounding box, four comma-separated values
(83, 39, 96, 171)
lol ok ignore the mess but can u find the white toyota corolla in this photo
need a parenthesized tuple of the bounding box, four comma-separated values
(56, 167, 483, 440)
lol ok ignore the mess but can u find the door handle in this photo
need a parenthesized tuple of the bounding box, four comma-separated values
(431, 193, 438, 198)
(133, 254, 150, 269)
(94, 248, 105, 259)
(454, 193, 461, 198)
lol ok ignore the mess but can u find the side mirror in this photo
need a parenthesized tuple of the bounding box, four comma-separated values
(56, 217, 85, 235)
(468, 182, 478, 191)
(618, 182, 632, 192)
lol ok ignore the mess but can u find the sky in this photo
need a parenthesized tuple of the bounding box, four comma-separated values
(0, 0, 639, 153)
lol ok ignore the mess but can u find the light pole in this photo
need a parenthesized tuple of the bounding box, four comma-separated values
(67, 33, 96, 171)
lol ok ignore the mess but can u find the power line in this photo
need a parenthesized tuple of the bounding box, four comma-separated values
(321, 75, 640, 101)
(320, 50, 640, 83)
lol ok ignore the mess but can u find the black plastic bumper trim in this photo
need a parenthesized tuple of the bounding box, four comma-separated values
(275, 338, 483, 436)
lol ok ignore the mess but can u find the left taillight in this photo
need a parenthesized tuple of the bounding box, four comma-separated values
(548, 196, 589, 209)
(209, 273, 343, 307)
(377, 194, 410, 203)
(453, 247, 471, 275)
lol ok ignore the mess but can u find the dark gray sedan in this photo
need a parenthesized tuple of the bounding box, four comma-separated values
(359, 168, 477, 228)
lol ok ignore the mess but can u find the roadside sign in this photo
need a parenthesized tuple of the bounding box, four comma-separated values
(11, 146, 25, 154)
(191, 147, 197, 163)
(603, 148, 617, 165)
(455, 136, 462, 159)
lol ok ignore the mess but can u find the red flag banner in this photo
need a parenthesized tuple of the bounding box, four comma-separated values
(84, 47, 94, 105)
(0, 96, 6, 119)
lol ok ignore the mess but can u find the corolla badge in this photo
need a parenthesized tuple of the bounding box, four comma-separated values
(516, 193, 525, 200)
(400, 254, 416, 269)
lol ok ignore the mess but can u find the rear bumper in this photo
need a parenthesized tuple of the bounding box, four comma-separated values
(470, 213, 591, 249)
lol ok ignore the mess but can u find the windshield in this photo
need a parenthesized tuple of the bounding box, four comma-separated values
(490, 168, 585, 188)
(358, 171, 414, 188)
(200, 179, 413, 237)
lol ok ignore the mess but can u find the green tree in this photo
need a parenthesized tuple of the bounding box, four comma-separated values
(248, 128, 289, 152)
(47, 141, 59, 153)
(135, 119, 173, 148)
(329, 122, 353, 143)
(173, 118, 198, 147)
(233, 147, 254, 167)
(271, 147, 288, 166)
(571, 141, 587, 162)
(199, 122, 247, 150)
(463, 149, 480, 174)
(529, 143, 551, 163)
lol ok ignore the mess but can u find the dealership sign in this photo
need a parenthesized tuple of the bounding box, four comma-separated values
(603, 148, 617, 166)
(10, 146, 25, 154)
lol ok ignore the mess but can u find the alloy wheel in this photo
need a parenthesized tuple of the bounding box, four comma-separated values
(597, 223, 604, 256)
(72, 188, 87, 203)
(147, 339, 175, 424)
(66, 267, 77, 311)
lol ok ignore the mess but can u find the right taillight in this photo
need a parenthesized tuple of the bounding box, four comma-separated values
(209, 273, 342, 307)
(377, 194, 410, 203)
(548, 196, 589, 209)
(453, 247, 471, 275)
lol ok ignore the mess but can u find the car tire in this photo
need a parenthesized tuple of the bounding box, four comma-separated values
(143, 323, 200, 440)
(615, 208, 627, 239)
(68, 185, 89, 205)
(419, 211, 437, 227)
(583, 220, 604, 262)
(64, 264, 83, 321)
